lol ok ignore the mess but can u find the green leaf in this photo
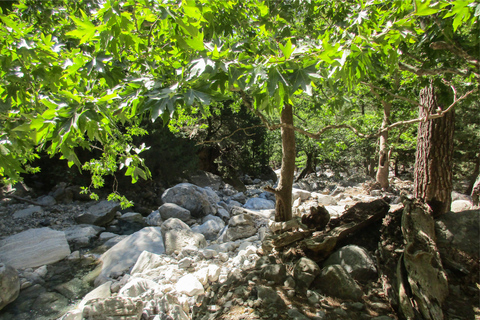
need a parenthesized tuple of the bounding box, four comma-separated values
(415, 0, 439, 16)
(184, 88, 211, 106)
(279, 39, 294, 60)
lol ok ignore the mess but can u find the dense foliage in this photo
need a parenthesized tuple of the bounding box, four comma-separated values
(0, 0, 478, 205)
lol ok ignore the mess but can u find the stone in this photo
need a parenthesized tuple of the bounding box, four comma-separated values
(217, 207, 230, 221)
(208, 264, 221, 282)
(82, 296, 143, 319)
(64, 226, 101, 247)
(288, 308, 310, 320)
(315, 264, 363, 301)
(225, 214, 257, 241)
(144, 210, 163, 226)
(292, 188, 311, 201)
(0, 263, 20, 311)
(118, 277, 163, 298)
(54, 277, 89, 300)
(178, 257, 193, 269)
(323, 245, 377, 282)
(436, 210, 479, 259)
(261, 264, 287, 285)
(256, 285, 285, 307)
(0, 227, 71, 269)
(176, 274, 204, 296)
(119, 212, 144, 223)
(78, 281, 112, 309)
(451, 191, 471, 201)
(161, 218, 206, 255)
(450, 200, 473, 212)
(293, 257, 321, 295)
(189, 170, 223, 190)
(31, 291, 68, 316)
(161, 183, 216, 218)
(192, 215, 225, 240)
(130, 251, 164, 275)
(230, 192, 247, 204)
(13, 205, 43, 219)
(313, 193, 337, 206)
(99, 232, 117, 241)
(96, 227, 165, 285)
(243, 198, 275, 210)
(37, 195, 57, 206)
(301, 205, 330, 230)
(75, 200, 120, 226)
(158, 203, 192, 222)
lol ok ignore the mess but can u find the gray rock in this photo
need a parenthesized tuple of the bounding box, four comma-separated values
(13, 206, 43, 219)
(230, 192, 247, 204)
(243, 198, 275, 210)
(436, 210, 479, 259)
(118, 277, 163, 298)
(75, 200, 120, 226)
(293, 257, 321, 294)
(0, 227, 71, 269)
(96, 227, 165, 285)
(261, 264, 287, 285)
(256, 285, 285, 307)
(292, 188, 311, 201)
(451, 191, 471, 201)
(288, 308, 310, 320)
(189, 170, 223, 190)
(119, 212, 144, 223)
(64, 226, 101, 248)
(323, 245, 377, 282)
(32, 291, 69, 316)
(82, 296, 143, 319)
(225, 214, 257, 241)
(54, 277, 89, 300)
(130, 251, 164, 275)
(0, 263, 20, 310)
(37, 195, 57, 206)
(144, 210, 163, 226)
(192, 215, 225, 240)
(217, 207, 230, 221)
(312, 193, 337, 205)
(161, 183, 216, 218)
(315, 264, 363, 301)
(158, 203, 192, 222)
(161, 218, 206, 255)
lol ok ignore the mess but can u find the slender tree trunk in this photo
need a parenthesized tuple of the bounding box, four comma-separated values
(414, 84, 455, 216)
(376, 101, 391, 189)
(465, 148, 480, 195)
(296, 151, 315, 181)
(270, 104, 295, 222)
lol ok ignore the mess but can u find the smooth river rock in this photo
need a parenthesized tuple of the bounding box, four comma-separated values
(0, 227, 71, 269)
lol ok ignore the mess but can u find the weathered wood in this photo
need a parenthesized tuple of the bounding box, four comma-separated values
(397, 199, 448, 320)
(268, 216, 308, 233)
(300, 198, 390, 257)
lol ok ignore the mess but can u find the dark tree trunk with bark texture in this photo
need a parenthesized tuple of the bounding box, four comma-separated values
(272, 104, 295, 222)
(296, 151, 315, 181)
(376, 101, 391, 190)
(414, 84, 455, 216)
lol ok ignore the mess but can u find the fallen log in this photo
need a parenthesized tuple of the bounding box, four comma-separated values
(300, 198, 390, 258)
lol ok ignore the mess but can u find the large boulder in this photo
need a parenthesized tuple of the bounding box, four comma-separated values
(0, 263, 20, 311)
(96, 227, 165, 285)
(323, 245, 377, 283)
(161, 183, 216, 218)
(75, 200, 120, 226)
(0, 227, 71, 269)
(225, 214, 257, 241)
(158, 203, 191, 222)
(161, 218, 206, 255)
(243, 198, 275, 210)
(436, 210, 479, 259)
(189, 170, 223, 190)
(450, 200, 473, 213)
(192, 215, 225, 240)
(82, 297, 143, 320)
(64, 226, 102, 249)
(293, 257, 321, 295)
(292, 189, 311, 202)
(314, 264, 363, 301)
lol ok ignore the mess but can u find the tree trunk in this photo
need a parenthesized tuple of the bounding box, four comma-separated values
(271, 104, 295, 222)
(465, 149, 480, 195)
(296, 151, 315, 181)
(414, 84, 455, 216)
(376, 101, 391, 189)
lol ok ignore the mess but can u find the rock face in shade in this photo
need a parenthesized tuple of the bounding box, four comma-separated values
(0, 227, 71, 269)
(75, 200, 120, 226)
(96, 227, 165, 285)
(161, 183, 216, 218)
(0, 263, 20, 311)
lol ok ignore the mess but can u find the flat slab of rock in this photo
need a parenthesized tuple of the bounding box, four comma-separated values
(13, 206, 43, 219)
(75, 200, 120, 226)
(0, 227, 71, 269)
(96, 227, 165, 285)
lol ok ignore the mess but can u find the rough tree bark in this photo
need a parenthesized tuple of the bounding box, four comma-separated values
(267, 104, 296, 222)
(414, 84, 455, 216)
(376, 101, 391, 189)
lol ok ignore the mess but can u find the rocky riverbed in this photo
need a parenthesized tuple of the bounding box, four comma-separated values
(0, 172, 478, 320)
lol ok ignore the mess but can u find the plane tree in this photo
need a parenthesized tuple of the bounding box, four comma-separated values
(1, 0, 478, 218)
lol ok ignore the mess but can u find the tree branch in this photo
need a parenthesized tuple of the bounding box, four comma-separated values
(399, 62, 478, 79)
(362, 82, 420, 106)
(198, 124, 265, 145)
(429, 41, 480, 68)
